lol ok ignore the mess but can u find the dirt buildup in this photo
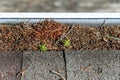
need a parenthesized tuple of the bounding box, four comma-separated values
(0, 20, 120, 51)
(67, 25, 120, 50)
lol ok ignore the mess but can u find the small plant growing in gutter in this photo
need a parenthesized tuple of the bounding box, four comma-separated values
(62, 38, 71, 47)
(39, 43, 47, 52)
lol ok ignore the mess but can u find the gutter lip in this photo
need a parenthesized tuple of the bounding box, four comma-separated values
(0, 18, 120, 26)
(0, 13, 120, 18)
(0, 13, 120, 25)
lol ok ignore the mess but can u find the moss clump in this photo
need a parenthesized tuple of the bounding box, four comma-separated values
(62, 38, 71, 47)
(39, 44, 47, 52)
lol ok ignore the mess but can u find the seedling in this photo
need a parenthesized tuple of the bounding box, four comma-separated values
(62, 38, 71, 47)
(39, 44, 47, 52)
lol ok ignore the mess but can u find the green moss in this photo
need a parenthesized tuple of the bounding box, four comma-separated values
(39, 44, 47, 52)
(62, 38, 71, 47)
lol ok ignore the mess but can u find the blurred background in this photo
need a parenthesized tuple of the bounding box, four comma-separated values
(0, 0, 120, 12)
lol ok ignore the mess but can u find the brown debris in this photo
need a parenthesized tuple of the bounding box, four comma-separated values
(0, 20, 120, 51)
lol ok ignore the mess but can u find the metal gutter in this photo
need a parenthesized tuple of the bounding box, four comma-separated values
(0, 13, 120, 25)
(0, 18, 120, 26)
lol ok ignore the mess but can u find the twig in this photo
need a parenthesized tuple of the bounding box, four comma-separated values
(54, 25, 74, 45)
(105, 35, 120, 41)
(64, 25, 74, 38)
(22, 19, 31, 28)
(50, 70, 66, 80)
(0, 69, 4, 78)
(99, 19, 106, 36)
(16, 69, 26, 78)
(99, 19, 105, 28)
